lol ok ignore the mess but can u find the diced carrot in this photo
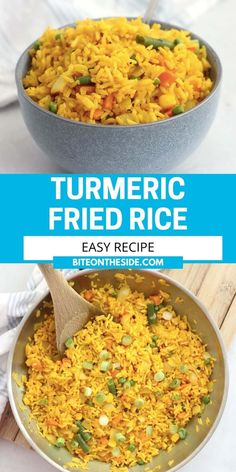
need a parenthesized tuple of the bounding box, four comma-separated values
(100, 437, 108, 446)
(159, 71, 176, 86)
(166, 108, 173, 117)
(111, 414, 123, 426)
(83, 85, 96, 94)
(188, 47, 197, 52)
(158, 56, 165, 66)
(105, 339, 113, 349)
(140, 431, 148, 441)
(110, 369, 118, 378)
(93, 108, 103, 120)
(84, 290, 94, 301)
(47, 418, 59, 427)
(31, 361, 43, 371)
(103, 93, 114, 110)
(149, 294, 162, 305)
(62, 357, 71, 366)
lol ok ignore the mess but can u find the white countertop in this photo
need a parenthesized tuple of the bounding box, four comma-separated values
(0, 0, 236, 173)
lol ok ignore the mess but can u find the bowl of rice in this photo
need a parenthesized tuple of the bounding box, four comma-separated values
(15, 17, 222, 172)
(8, 269, 228, 472)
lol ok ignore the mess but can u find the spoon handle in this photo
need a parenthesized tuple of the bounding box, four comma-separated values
(143, 0, 160, 23)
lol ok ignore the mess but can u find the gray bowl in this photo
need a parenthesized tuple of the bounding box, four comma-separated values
(8, 269, 228, 472)
(15, 21, 222, 173)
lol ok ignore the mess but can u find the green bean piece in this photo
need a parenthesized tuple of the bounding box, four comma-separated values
(76, 433, 90, 453)
(76, 421, 92, 442)
(173, 105, 184, 115)
(152, 335, 158, 342)
(49, 102, 58, 114)
(147, 304, 157, 325)
(107, 379, 117, 396)
(55, 33, 62, 40)
(130, 379, 136, 386)
(33, 40, 41, 50)
(178, 428, 187, 440)
(136, 35, 175, 50)
(137, 459, 145, 465)
(77, 76, 92, 85)
(174, 38, 183, 46)
(150, 342, 156, 348)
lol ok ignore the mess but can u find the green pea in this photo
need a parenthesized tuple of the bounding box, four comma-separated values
(77, 75, 92, 85)
(38, 397, 48, 406)
(153, 78, 160, 86)
(55, 437, 65, 448)
(121, 335, 133, 346)
(33, 40, 41, 50)
(49, 102, 58, 114)
(147, 304, 157, 325)
(203, 395, 210, 405)
(128, 443, 136, 452)
(170, 378, 181, 389)
(119, 377, 127, 385)
(178, 428, 187, 440)
(55, 33, 62, 40)
(137, 459, 145, 465)
(172, 105, 184, 115)
(65, 337, 74, 348)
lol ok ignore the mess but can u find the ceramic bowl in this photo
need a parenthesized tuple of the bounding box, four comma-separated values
(15, 21, 222, 173)
(8, 269, 228, 472)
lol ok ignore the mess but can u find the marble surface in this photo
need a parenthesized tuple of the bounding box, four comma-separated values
(0, 0, 235, 173)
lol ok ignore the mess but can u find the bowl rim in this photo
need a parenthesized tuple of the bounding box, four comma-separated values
(15, 18, 223, 130)
(7, 268, 229, 472)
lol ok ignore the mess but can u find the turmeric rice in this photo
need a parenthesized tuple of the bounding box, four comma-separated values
(23, 282, 214, 469)
(23, 17, 213, 125)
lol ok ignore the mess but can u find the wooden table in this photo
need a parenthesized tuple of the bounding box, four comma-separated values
(1, 264, 236, 448)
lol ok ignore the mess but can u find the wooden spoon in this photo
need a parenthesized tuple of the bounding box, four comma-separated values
(143, 0, 160, 23)
(39, 264, 104, 355)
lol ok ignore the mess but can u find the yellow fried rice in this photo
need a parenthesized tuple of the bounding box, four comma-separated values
(23, 282, 214, 469)
(23, 17, 213, 125)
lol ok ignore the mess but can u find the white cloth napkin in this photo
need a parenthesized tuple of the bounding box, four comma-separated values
(0, 267, 80, 418)
(0, 0, 221, 107)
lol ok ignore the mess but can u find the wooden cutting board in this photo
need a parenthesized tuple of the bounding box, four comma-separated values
(1, 264, 236, 448)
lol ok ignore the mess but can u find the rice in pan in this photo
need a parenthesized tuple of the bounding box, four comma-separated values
(23, 281, 214, 469)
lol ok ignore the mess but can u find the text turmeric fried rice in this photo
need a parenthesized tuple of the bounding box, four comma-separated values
(23, 18, 213, 125)
(23, 282, 214, 470)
